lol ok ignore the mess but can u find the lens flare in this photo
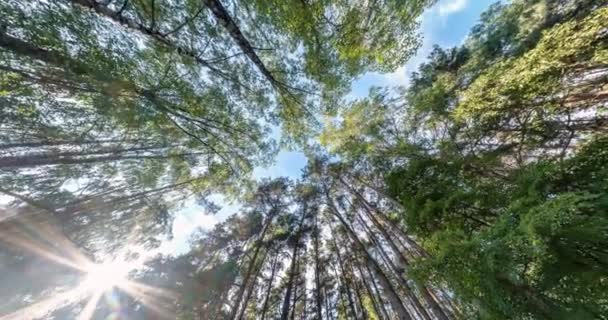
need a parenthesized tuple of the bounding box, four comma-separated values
(0, 212, 176, 319)
(82, 261, 130, 292)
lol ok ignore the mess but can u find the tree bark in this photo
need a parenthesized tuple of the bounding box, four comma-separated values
(290, 248, 300, 320)
(326, 198, 412, 320)
(354, 253, 386, 320)
(331, 232, 358, 319)
(365, 262, 391, 320)
(357, 214, 429, 320)
(229, 214, 274, 320)
(200, 0, 281, 89)
(313, 215, 324, 320)
(236, 246, 270, 320)
(0, 151, 204, 169)
(349, 261, 368, 320)
(281, 243, 299, 320)
(69, 0, 228, 77)
(344, 179, 450, 320)
(260, 251, 279, 320)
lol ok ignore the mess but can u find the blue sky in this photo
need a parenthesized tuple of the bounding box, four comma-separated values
(161, 0, 498, 254)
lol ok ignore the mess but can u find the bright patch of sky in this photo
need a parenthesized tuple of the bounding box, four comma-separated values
(438, 0, 470, 17)
(351, 0, 495, 97)
(163, 0, 497, 255)
(253, 151, 309, 180)
(157, 194, 240, 254)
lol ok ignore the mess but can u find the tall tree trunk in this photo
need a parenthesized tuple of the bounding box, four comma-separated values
(331, 232, 358, 319)
(281, 206, 307, 320)
(69, 0, 227, 77)
(323, 286, 332, 320)
(229, 214, 274, 320)
(0, 138, 152, 150)
(260, 251, 280, 320)
(365, 262, 391, 320)
(326, 198, 412, 320)
(344, 180, 450, 320)
(354, 254, 386, 320)
(349, 262, 368, 319)
(348, 173, 403, 210)
(357, 214, 429, 320)
(331, 260, 348, 320)
(313, 215, 324, 320)
(300, 289, 309, 320)
(0, 151, 204, 168)
(281, 243, 299, 320)
(236, 246, 270, 320)
(201, 0, 281, 88)
(290, 249, 301, 320)
(340, 176, 428, 257)
(0, 31, 89, 75)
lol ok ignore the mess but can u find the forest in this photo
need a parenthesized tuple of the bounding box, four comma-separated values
(0, 0, 606, 319)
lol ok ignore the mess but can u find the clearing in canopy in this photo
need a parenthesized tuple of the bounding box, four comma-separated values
(0, 0, 606, 319)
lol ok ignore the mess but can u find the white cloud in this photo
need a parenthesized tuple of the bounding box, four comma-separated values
(438, 0, 469, 16)
(155, 198, 228, 255)
(156, 210, 219, 255)
(381, 65, 409, 86)
(172, 211, 218, 235)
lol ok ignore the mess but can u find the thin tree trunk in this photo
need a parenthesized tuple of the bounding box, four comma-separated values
(281, 243, 299, 320)
(290, 249, 300, 320)
(365, 262, 391, 320)
(354, 254, 386, 320)
(300, 289, 308, 320)
(349, 262, 368, 319)
(345, 181, 450, 320)
(331, 232, 358, 319)
(340, 176, 428, 257)
(313, 215, 324, 320)
(260, 250, 280, 320)
(68, 0, 235, 81)
(349, 173, 403, 210)
(331, 260, 348, 320)
(0, 151, 204, 168)
(357, 214, 429, 320)
(323, 286, 332, 320)
(229, 214, 274, 320)
(281, 206, 307, 320)
(236, 246, 270, 320)
(201, 0, 281, 88)
(326, 198, 412, 320)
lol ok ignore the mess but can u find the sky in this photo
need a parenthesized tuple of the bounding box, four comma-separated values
(160, 0, 498, 254)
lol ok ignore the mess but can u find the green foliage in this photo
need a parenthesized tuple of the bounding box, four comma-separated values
(457, 7, 608, 122)
(1, 0, 606, 319)
(318, 0, 608, 318)
(406, 137, 608, 319)
(0, 0, 432, 261)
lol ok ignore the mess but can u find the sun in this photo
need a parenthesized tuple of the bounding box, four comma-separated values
(82, 261, 130, 292)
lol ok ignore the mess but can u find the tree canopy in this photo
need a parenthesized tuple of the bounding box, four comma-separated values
(1, 0, 607, 319)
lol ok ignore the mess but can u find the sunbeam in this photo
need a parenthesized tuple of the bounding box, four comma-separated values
(0, 287, 87, 320)
(75, 291, 103, 320)
(0, 212, 178, 320)
(81, 261, 130, 292)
